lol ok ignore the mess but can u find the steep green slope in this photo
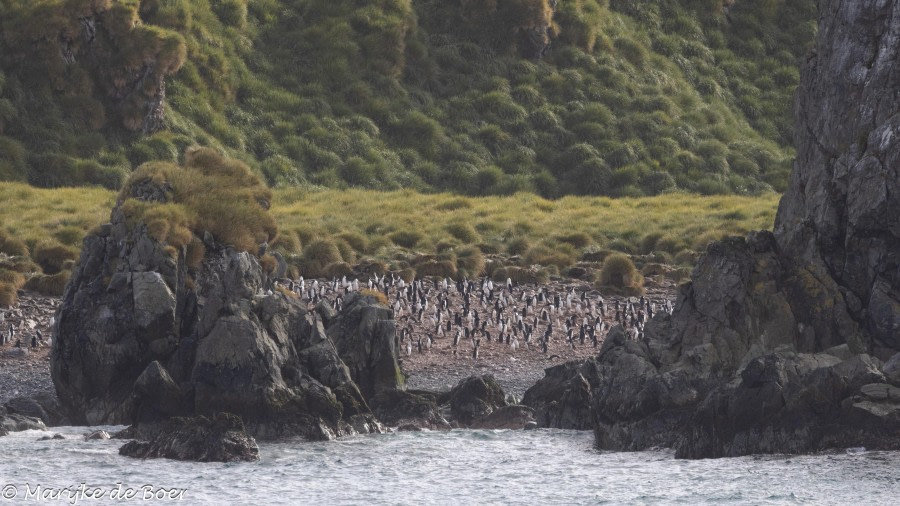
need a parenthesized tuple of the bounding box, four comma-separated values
(0, 0, 816, 196)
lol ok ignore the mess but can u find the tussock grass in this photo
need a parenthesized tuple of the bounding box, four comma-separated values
(597, 253, 644, 295)
(24, 270, 70, 296)
(120, 147, 277, 253)
(0, 182, 780, 284)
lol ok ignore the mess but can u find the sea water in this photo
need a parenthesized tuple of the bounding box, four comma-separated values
(0, 426, 897, 505)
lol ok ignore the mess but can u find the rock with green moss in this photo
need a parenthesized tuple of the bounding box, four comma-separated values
(52, 149, 388, 441)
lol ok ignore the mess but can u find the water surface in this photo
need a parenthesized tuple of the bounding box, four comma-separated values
(1, 427, 897, 505)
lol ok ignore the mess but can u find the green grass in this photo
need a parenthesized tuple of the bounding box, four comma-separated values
(0, 182, 780, 285)
(0, 0, 815, 198)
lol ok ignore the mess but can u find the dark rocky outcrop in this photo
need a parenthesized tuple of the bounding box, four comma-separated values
(448, 375, 507, 426)
(522, 360, 598, 430)
(119, 413, 259, 463)
(0, 413, 46, 433)
(4, 393, 67, 427)
(469, 405, 536, 430)
(528, 0, 900, 458)
(52, 182, 397, 441)
(327, 295, 405, 400)
(369, 389, 450, 430)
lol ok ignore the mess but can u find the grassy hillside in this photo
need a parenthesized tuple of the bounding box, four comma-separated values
(0, 0, 816, 197)
(0, 179, 779, 305)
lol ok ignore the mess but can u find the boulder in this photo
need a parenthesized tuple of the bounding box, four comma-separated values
(119, 413, 259, 463)
(883, 353, 900, 386)
(4, 393, 67, 427)
(0, 413, 46, 433)
(369, 389, 450, 430)
(448, 375, 507, 426)
(677, 352, 898, 458)
(469, 405, 536, 430)
(84, 430, 110, 441)
(522, 360, 597, 430)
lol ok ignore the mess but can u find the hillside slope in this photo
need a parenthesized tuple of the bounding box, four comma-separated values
(0, 0, 815, 196)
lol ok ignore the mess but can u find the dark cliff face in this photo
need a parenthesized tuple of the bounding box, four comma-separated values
(775, 0, 900, 350)
(555, 0, 900, 458)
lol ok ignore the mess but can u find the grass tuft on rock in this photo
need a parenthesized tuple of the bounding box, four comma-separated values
(119, 147, 276, 253)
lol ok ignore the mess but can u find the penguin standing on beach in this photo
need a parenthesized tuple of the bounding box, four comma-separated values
(472, 339, 480, 360)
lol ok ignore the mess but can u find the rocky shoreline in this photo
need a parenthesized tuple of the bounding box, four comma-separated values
(0, 281, 674, 411)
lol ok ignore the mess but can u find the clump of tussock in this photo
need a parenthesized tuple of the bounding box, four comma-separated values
(415, 260, 458, 278)
(0, 230, 29, 257)
(556, 232, 592, 249)
(300, 239, 343, 277)
(119, 147, 276, 254)
(597, 253, 644, 295)
(322, 261, 354, 279)
(455, 245, 485, 277)
(24, 270, 70, 296)
(32, 240, 78, 275)
(389, 230, 422, 248)
(445, 222, 480, 244)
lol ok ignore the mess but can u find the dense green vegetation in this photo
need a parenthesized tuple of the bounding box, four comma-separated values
(0, 178, 779, 305)
(0, 0, 816, 197)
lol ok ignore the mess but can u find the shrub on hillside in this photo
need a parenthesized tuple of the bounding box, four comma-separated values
(598, 253, 643, 294)
(322, 261, 354, 279)
(455, 245, 485, 277)
(416, 259, 457, 278)
(556, 232, 592, 248)
(300, 239, 343, 277)
(0, 268, 25, 289)
(389, 230, 422, 248)
(446, 222, 480, 243)
(0, 282, 16, 307)
(24, 270, 70, 296)
(32, 240, 78, 275)
(0, 230, 28, 256)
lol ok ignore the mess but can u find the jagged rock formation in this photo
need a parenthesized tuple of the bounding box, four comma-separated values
(522, 360, 597, 430)
(118, 413, 259, 463)
(529, 0, 900, 458)
(52, 154, 399, 441)
(774, 0, 900, 351)
(327, 296, 405, 400)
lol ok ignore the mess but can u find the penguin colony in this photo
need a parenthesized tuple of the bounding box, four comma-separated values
(275, 274, 675, 361)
